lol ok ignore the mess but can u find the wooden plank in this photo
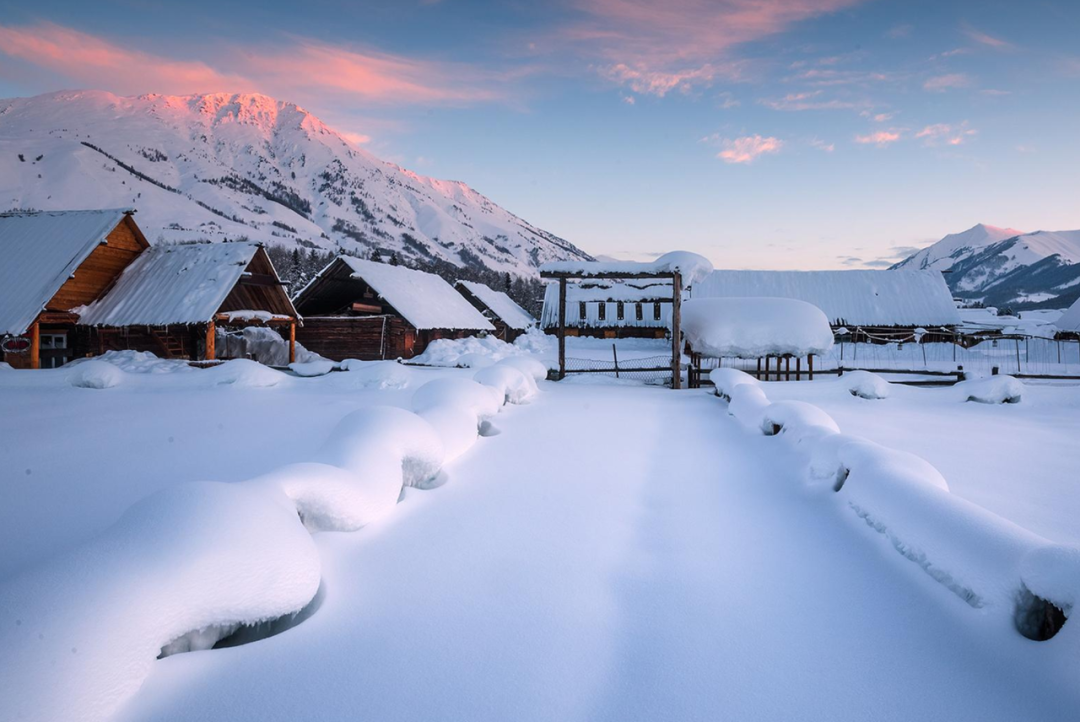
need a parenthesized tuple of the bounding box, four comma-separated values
(30, 321, 40, 370)
(289, 321, 296, 364)
(205, 321, 216, 361)
(670, 271, 682, 390)
(558, 277, 567, 380)
(351, 302, 383, 314)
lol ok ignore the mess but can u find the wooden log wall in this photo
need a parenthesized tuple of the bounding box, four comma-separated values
(296, 316, 414, 361)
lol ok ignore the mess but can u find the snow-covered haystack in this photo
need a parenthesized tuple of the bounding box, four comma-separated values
(68, 359, 125, 389)
(715, 371, 1080, 643)
(409, 335, 522, 367)
(844, 370, 891, 400)
(958, 375, 1023, 404)
(474, 364, 538, 405)
(710, 367, 760, 401)
(206, 359, 287, 388)
(682, 297, 834, 359)
(0, 481, 321, 722)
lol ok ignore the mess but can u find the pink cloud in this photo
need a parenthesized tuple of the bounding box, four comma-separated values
(923, 73, 971, 92)
(962, 25, 1015, 51)
(810, 138, 835, 152)
(567, 0, 868, 95)
(759, 90, 868, 111)
(916, 122, 977, 146)
(854, 130, 902, 146)
(0, 22, 502, 107)
(713, 135, 783, 164)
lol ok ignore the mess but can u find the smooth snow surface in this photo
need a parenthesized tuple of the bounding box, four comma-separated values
(683, 297, 834, 358)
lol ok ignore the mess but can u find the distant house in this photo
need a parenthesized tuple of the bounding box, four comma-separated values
(540, 280, 675, 339)
(692, 270, 961, 342)
(293, 257, 495, 360)
(455, 280, 535, 342)
(77, 242, 299, 362)
(0, 209, 149, 369)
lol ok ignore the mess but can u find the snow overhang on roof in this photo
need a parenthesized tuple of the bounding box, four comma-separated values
(457, 280, 535, 330)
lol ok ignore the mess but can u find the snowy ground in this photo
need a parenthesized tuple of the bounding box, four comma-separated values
(1, 359, 1078, 720)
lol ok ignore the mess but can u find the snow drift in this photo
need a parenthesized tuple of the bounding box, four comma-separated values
(682, 297, 834, 359)
(957, 375, 1024, 404)
(843, 370, 890, 400)
(68, 359, 125, 389)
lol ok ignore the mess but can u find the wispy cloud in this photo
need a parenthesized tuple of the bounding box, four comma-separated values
(706, 134, 784, 164)
(885, 24, 913, 39)
(854, 129, 902, 146)
(916, 122, 977, 146)
(810, 138, 835, 152)
(962, 24, 1015, 51)
(923, 72, 971, 92)
(597, 61, 740, 97)
(759, 90, 867, 111)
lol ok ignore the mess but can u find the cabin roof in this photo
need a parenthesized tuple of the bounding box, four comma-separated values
(693, 270, 961, 328)
(456, 280, 535, 330)
(78, 242, 295, 326)
(1055, 298, 1080, 333)
(0, 208, 134, 335)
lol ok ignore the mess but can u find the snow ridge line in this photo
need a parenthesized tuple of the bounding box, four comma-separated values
(709, 368, 1080, 647)
(0, 356, 547, 722)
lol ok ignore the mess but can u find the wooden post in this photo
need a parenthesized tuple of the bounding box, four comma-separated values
(29, 321, 40, 370)
(808, 354, 814, 381)
(205, 321, 216, 361)
(756, 357, 762, 380)
(671, 271, 682, 390)
(558, 278, 567, 380)
(785, 356, 791, 381)
(796, 356, 802, 381)
(289, 320, 297, 364)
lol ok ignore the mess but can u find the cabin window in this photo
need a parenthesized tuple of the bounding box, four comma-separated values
(40, 333, 67, 350)
(616, 301, 625, 320)
(654, 302, 662, 320)
(635, 303, 643, 321)
(598, 302, 607, 321)
(579, 301, 587, 320)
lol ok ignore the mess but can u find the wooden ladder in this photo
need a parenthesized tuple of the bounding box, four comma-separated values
(150, 329, 186, 359)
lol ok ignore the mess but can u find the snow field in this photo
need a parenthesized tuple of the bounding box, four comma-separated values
(713, 369, 1079, 645)
(0, 354, 545, 722)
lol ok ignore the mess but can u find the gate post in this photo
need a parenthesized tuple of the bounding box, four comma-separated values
(671, 271, 682, 389)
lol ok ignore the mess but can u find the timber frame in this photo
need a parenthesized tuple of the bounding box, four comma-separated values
(540, 268, 684, 389)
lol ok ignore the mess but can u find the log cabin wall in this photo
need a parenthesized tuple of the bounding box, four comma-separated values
(297, 316, 415, 361)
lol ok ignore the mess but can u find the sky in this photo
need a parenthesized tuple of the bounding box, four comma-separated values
(0, 0, 1078, 269)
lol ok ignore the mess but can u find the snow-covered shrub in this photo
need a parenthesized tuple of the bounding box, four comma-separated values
(289, 360, 336, 377)
(317, 407, 445, 490)
(0, 481, 320, 722)
(411, 378, 503, 424)
(414, 404, 486, 461)
(474, 364, 537, 405)
(513, 327, 554, 355)
(709, 367, 760, 401)
(251, 462, 397, 532)
(206, 359, 286, 388)
(727, 383, 770, 427)
(844, 370, 890, 400)
(410, 335, 521, 367)
(68, 359, 125, 389)
(957, 375, 1023, 404)
(497, 354, 548, 382)
(759, 400, 840, 445)
(806, 433, 949, 494)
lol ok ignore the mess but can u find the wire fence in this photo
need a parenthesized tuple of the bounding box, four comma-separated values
(823, 337, 1080, 378)
(564, 354, 676, 385)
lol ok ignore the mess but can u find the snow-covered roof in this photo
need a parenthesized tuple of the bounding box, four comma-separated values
(541, 251, 714, 285)
(79, 242, 290, 326)
(336, 257, 494, 331)
(682, 298, 835, 358)
(0, 208, 133, 335)
(540, 281, 675, 329)
(1055, 298, 1080, 333)
(456, 281, 535, 330)
(693, 270, 961, 328)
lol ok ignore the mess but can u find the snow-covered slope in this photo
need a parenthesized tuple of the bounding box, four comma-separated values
(0, 90, 591, 278)
(893, 224, 1080, 309)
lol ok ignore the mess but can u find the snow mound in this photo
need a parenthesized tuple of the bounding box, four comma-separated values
(497, 354, 549, 382)
(68, 359, 125, 389)
(958, 375, 1023, 404)
(206, 359, 287, 388)
(759, 400, 840, 445)
(409, 335, 522, 367)
(807, 433, 949, 494)
(709, 367, 760, 400)
(337, 360, 412, 390)
(0, 361, 11, 370)
(728, 383, 771, 425)
(513, 327, 555, 356)
(289, 360, 336, 377)
(317, 406, 444, 489)
(682, 297, 834, 358)
(474, 364, 538, 405)
(1020, 545, 1080, 617)
(72, 349, 193, 374)
(844, 370, 890, 400)
(0, 481, 320, 722)
(411, 378, 503, 423)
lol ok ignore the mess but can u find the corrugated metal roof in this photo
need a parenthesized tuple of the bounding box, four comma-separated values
(693, 270, 961, 327)
(78, 242, 262, 327)
(457, 281, 535, 330)
(0, 209, 131, 335)
(336, 257, 494, 331)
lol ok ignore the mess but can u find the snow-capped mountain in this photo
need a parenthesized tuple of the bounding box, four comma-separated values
(892, 224, 1080, 309)
(0, 90, 592, 277)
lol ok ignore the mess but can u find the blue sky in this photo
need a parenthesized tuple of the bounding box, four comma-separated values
(1, 0, 1078, 268)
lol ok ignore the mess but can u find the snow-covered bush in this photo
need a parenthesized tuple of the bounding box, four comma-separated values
(474, 364, 537, 405)
(0, 481, 320, 722)
(806, 433, 949, 494)
(844, 370, 890, 400)
(497, 354, 548, 382)
(410, 335, 522, 367)
(957, 375, 1023, 404)
(411, 378, 503, 424)
(759, 400, 840, 445)
(317, 407, 445, 489)
(513, 327, 554, 356)
(709, 367, 760, 401)
(206, 359, 286, 388)
(289, 360, 336, 377)
(728, 383, 771, 427)
(68, 359, 125, 389)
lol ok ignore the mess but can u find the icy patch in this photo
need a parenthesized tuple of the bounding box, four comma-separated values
(844, 370, 890, 400)
(206, 359, 286, 388)
(957, 375, 1023, 404)
(68, 359, 124, 389)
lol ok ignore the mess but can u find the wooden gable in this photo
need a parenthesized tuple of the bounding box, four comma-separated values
(46, 214, 149, 315)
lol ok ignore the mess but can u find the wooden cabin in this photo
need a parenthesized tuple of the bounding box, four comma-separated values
(692, 270, 961, 343)
(76, 242, 299, 362)
(540, 279, 674, 339)
(1, 209, 149, 369)
(454, 280, 535, 342)
(293, 256, 495, 361)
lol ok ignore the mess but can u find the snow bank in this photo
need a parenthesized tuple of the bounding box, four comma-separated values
(71, 349, 193, 374)
(474, 365, 538, 405)
(409, 335, 522, 367)
(759, 400, 840, 445)
(68, 359, 125, 389)
(709, 367, 760, 401)
(513, 327, 554, 356)
(958, 375, 1023, 404)
(682, 297, 834, 359)
(205, 359, 287, 388)
(0, 481, 320, 722)
(844, 370, 890, 400)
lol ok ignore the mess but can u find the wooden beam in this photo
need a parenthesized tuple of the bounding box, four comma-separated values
(670, 271, 682, 390)
(558, 278, 567, 380)
(239, 273, 286, 287)
(205, 321, 216, 361)
(540, 270, 677, 281)
(350, 302, 383, 314)
(29, 321, 40, 370)
(289, 321, 296, 364)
